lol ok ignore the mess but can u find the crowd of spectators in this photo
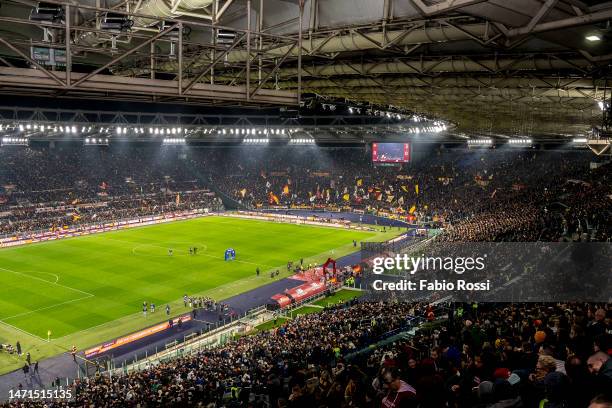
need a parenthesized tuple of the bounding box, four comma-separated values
(2, 301, 610, 407)
(0, 146, 223, 236)
(1, 145, 610, 407)
(1, 146, 610, 242)
(205, 148, 610, 242)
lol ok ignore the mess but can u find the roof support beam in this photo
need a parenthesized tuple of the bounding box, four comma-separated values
(183, 32, 246, 94)
(216, 0, 235, 22)
(524, 0, 559, 34)
(0, 37, 66, 87)
(71, 23, 180, 89)
(409, 0, 488, 16)
(507, 6, 612, 36)
(250, 44, 296, 98)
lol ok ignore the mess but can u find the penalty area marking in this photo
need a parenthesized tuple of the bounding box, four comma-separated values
(0, 266, 95, 334)
(0, 319, 47, 342)
(0, 293, 95, 321)
(0, 266, 93, 297)
(20, 270, 59, 284)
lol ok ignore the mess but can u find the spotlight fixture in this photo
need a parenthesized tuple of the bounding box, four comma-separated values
(467, 139, 493, 145)
(84, 137, 109, 146)
(29, 2, 64, 23)
(572, 137, 587, 144)
(586, 34, 601, 42)
(243, 138, 269, 144)
(508, 138, 533, 146)
(1, 137, 29, 146)
(162, 138, 186, 145)
(289, 138, 315, 145)
(101, 12, 133, 32)
(216, 29, 236, 46)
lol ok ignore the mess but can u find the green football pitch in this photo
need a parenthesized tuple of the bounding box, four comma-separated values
(0, 215, 398, 374)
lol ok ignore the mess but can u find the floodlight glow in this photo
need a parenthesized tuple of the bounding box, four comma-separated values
(467, 139, 493, 145)
(162, 137, 186, 145)
(586, 35, 601, 42)
(509, 138, 533, 145)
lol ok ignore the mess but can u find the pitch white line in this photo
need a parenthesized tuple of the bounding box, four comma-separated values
(0, 320, 47, 342)
(1, 294, 95, 321)
(16, 271, 60, 284)
(0, 266, 94, 297)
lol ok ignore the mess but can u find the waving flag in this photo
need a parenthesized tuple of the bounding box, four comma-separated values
(268, 192, 280, 205)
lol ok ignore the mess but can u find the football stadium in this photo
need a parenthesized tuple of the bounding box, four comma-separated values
(0, 1, 611, 407)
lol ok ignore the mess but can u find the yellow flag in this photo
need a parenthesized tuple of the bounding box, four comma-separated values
(269, 192, 280, 205)
(415, 184, 419, 195)
(343, 193, 350, 201)
(409, 205, 416, 214)
(356, 178, 363, 186)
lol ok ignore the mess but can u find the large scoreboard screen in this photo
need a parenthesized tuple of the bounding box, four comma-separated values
(372, 143, 410, 163)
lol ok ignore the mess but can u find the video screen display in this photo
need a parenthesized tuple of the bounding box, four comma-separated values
(372, 143, 410, 163)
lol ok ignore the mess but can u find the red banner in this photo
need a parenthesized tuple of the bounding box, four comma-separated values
(285, 281, 326, 303)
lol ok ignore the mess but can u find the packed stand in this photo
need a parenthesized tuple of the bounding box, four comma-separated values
(0, 146, 223, 236)
(2, 301, 610, 407)
(1, 146, 610, 241)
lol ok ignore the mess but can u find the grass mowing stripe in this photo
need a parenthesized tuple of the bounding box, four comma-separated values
(0, 216, 400, 374)
(0, 216, 373, 338)
(0, 266, 94, 297)
(1, 294, 94, 321)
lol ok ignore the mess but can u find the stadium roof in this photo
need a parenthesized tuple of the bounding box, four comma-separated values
(0, 0, 612, 141)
